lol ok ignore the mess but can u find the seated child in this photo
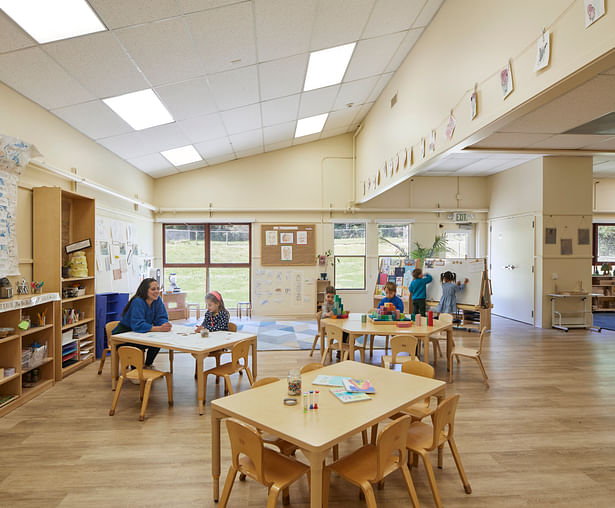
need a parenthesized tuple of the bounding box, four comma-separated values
(321, 285, 336, 318)
(195, 291, 229, 332)
(378, 281, 404, 312)
(409, 268, 432, 316)
(435, 271, 468, 316)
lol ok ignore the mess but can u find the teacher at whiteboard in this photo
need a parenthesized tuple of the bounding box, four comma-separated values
(112, 278, 171, 367)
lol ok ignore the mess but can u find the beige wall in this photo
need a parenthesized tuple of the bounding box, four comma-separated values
(357, 0, 615, 202)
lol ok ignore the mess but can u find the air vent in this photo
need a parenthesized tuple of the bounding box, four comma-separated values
(390, 93, 397, 108)
(563, 111, 615, 135)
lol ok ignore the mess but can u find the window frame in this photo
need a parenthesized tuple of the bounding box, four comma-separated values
(444, 229, 472, 259)
(377, 222, 411, 269)
(593, 222, 613, 265)
(333, 222, 367, 291)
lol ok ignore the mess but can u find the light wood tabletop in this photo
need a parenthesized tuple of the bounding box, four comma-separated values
(322, 313, 454, 366)
(211, 360, 445, 508)
(109, 325, 257, 415)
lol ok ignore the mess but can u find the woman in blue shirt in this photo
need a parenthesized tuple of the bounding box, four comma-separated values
(112, 278, 171, 367)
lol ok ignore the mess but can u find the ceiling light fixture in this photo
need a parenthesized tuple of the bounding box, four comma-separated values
(303, 42, 356, 91)
(161, 145, 203, 167)
(103, 89, 174, 131)
(295, 113, 329, 138)
(0, 0, 106, 43)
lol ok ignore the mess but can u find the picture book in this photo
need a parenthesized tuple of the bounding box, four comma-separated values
(330, 388, 372, 403)
(342, 378, 376, 393)
(312, 375, 348, 387)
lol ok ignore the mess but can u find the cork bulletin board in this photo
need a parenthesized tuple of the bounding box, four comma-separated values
(261, 224, 316, 266)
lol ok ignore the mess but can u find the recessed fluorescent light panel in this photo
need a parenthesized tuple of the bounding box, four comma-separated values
(303, 42, 356, 91)
(295, 113, 329, 138)
(0, 0, 106, 43)
(103, 89, 174, 130)
(161, 145, 203, 167)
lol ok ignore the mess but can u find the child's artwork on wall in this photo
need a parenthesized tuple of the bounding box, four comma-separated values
(281, 245, 292, 261)
(296, 231, 307, 245)
(470, 90, 478, 119)
(265, 230, 278, 246)
(401, 148, 407, 167)
(445, 114, 456, 141)
(420, 138, 426, 158)
(545, 228, 557, 244)
(534, 30, 550, 71)
(584, 0, 605, 27)
(394, 153, 399, 172)
(500, 61, 513, 99)
(280, 232, 293, 244)
(561, 238, 573, 255)
(428, 130, 436, 153)
(578, 228, 590, 245)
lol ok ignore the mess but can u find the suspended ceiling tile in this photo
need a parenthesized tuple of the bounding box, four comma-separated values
(265, 139, 293, 152)
(324, 106, 359, 131)
(310, 0, 374, 51)
(52, 100, 132, 139)
(98, 131, 151, 159)
(43, 32, 148, 98)
(472, 132, 553, 149)
(155, 78, 218, 121)
(208, 65, 259, 110)
(177, 113, 227, 143)
(146, 167, 181, 178)
(530, 134, 615, 149)
(366, 72, 393, 102)
(412, 0, 444, 27)
(186, 2, 256, 73)
(179, 0, 245, 14)
(254, 0, 318, 61)
(321, 126, 352, 138)
(230, 129, 263, 151)
(175, 160, 207, 172)
(207, 152, 237, 165)
(352, 102, 374, 125)
(333, 76, 379, 110)
(582, 136, 615, 150)
(0, 47, 95, 109)
(428, 158, 474, 171)
(258, 53, 308, 101)
(293, 132, 322, 145)
(263, 121, 296, 145)
(298, 85, 339, 118)
(138, 123, 191, 153)
(385, 28, 422, 72)
(128, 152, 175, 174)
(236, 146, 264, 158)
(261, 95, 300, 127)
(362, 0, 424, 39)
(115, 18, 204, 86)
(221, 103, 261, 134)
(344, 31, 406, 82)
(0, 11, 36, 54)
(89, 0, 181, 29)
(454, 158, 510, 174)
(195, 137, 234, 159)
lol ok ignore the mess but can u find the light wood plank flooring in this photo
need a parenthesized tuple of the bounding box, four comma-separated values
(1, 316, 615, 507)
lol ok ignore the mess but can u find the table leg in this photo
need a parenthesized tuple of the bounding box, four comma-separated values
(446, 328, 453, 372)
(251, 339, 258, 379)
(194, 353, 205, 415)
(349, 333, 356, 361)
(110, 339, 118, 390)
(302, 449, 327, 508)
(423, 336, 430, 364)
(211, 408, 222, 501)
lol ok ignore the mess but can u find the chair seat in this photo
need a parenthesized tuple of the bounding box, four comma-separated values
(451, 346, 479, 357)
(392, 401, 433, 421)
(125, 368, 167, 382)
(262, 435, 298, 456)
(407, 421, 448, 450)
(329, 444, 379, 483)
(239, 448, 309, 486)
(205, 361, 244, 377)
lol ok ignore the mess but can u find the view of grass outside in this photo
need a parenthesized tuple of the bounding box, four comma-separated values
(334, 223, 366, 289)
(165, 225, 205, 263)
(378, 224, 409, 256)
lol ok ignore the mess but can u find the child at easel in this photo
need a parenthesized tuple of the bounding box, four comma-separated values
(195, 291, 230, 332)
(435, 271, 468, 320)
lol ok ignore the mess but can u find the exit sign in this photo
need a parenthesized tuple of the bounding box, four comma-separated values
(454, 212, 467, 222)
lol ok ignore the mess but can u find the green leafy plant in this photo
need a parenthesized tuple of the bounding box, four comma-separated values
(378, 235, 409, 259)
(601, 262, 611, 275)
(410, 234, 449, 261)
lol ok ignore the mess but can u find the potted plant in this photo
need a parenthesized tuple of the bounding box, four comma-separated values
(410, 234, 449, 261)
(601, 262, 611, 275)
(317, 250, 332, 280)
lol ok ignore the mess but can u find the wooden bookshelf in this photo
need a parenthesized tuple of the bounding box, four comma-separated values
(592, 275, 615, 312)
(315, 279, 330, 314)
(33, 187, 96, 380)
(0, 294, 59, 417)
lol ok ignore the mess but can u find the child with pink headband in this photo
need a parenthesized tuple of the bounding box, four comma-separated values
(195, 291, 230, 332)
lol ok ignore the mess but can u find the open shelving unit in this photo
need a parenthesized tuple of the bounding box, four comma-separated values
(33, 187, 96, 380)
(0, 295, 59, 417)
(592, 275, 615, 312)
(315, 279, 330, 314)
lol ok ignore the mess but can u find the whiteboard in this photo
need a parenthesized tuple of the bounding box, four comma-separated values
(422, 258, 486, 307)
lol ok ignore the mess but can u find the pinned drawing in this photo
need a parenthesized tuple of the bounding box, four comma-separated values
(394, 153, 400, 172)
(445, 113, 456, 141)
(470, 90, 478, 119)
(500, 61, 513, 99)
(428, 130, 436, 153)
(265, 230, 278, 246)
(584, 0, 605, 27)
(545, 228, 557, 244)
(534, 30, 551, 71)
(561, 238, 573, 255)
(281, 245, 293, 261)
(280, 232, 293, 244)
(296, 231, 308, 245)
(578, 228, 590, 245)
(401, 148, 407, 167)
(420, 138, 426, 159)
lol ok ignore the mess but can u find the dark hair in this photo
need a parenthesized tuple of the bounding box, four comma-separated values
(441, 271, 457, 283)
(122, 278, 158, 316)
(412, 268, 422, 278)
(325, 285, 336, 295)
(384, 281, 397, 292)
(206, 291, 228, 316)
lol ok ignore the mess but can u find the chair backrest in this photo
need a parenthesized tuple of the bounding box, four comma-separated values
(477, 327, 488, 355)
(251, 377, 280, 388)
(301, 363, 322, 374)
(375, 415, 411, 481)
(429, 394, 460, 451)
(226, 418, 265, 483)
(228, 322, 237, 332)
(325, 325, 344, 345)
(231, 338, 252, 369)
(390, 335, 418, 363)
(105, 320, 120, 343)
(118, 346, 145, 380)
(401, 359, 435, 379)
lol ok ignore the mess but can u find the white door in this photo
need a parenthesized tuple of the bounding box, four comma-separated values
(489, 216, 535, 324)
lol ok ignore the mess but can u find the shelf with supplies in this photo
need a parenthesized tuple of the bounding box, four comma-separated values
(315, 279, 331, 314)
(592, 275, 615, 312)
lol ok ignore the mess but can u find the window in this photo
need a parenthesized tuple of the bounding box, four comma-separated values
(333, 222, 366, 290)
(163, 223, 251, 309)
(445, 230, 470, 258)
(594, 223, 615, 263)
(378, 223, 410, 265)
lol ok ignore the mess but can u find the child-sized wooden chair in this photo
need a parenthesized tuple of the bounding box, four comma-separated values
(322, 325, 366, 365)
(405, 394, 472, 508)
(196, 322, 238, 381)
(301, 362, 323, 374)
(98, 320, 120, 375)
(428, 313, 454, 366)
(380, 335, 418, 369)
(309, 311, 326, 357)
(108, 345, 173, 421)
(220, 418, 309, 508)
(203, 338, 254, 402)
(324, 415, 419, 508)
(449, 327, 489, 386)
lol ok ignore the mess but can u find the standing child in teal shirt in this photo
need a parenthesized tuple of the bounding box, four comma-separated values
(409, 268, 432, 316)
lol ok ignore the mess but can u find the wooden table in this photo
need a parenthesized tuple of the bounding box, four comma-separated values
(109, 325, 257, 415)
(211, 360, 445, 508)
(322, 313, 454, 367)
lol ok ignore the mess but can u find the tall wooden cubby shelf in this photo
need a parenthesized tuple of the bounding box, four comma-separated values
(33, 187, 96, 380)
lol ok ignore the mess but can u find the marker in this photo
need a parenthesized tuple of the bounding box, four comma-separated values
(309, 390, 314, 410)
(314, 390, 319, 410)
(303, 392, 308, 413)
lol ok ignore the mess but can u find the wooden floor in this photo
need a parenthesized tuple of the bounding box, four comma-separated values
(2, 316, 615, 507)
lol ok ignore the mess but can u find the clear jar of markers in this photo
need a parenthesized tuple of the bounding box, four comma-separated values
(287, 369, 301, 396)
